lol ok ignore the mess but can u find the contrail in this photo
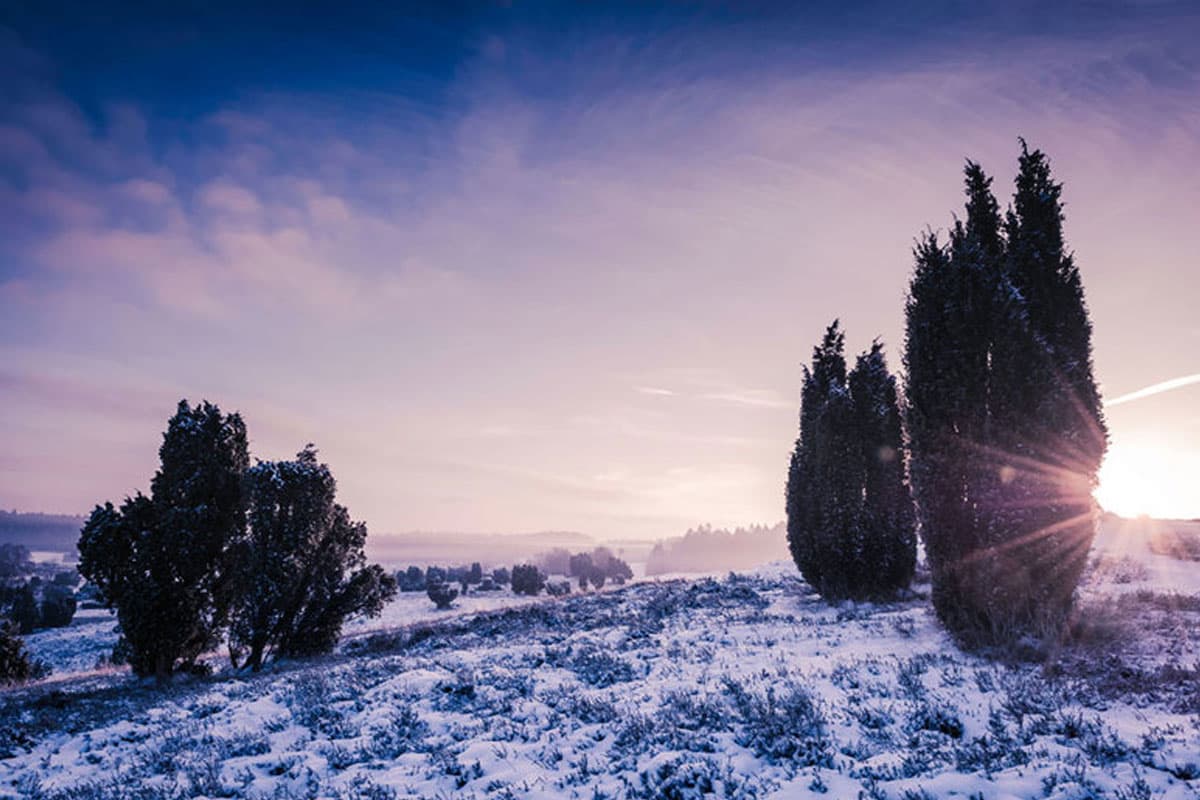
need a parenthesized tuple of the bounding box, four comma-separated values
(1105, 373, 1200, 407)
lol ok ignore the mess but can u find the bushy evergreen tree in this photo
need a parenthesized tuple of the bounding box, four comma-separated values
(786, 322, 916, 600)
(78, 400, 249, 680)
(511, 564, 544, 596)
(8, 584, 38, 634)
(589, 569, 606, 591)
(904, 144, 1106, 644)
(397, 566, 425, 592)
(427, 582, 458, 609)
(228, 446, 397, 670)
(0, 621, 44, 684)
(38, 584, 76, 628)
(606, 557, 634, 583)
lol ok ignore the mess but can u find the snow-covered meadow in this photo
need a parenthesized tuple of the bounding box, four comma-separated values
(3, 523, 1200, 799)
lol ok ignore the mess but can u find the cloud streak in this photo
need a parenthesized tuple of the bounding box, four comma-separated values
(1106, 374, 1200, 407)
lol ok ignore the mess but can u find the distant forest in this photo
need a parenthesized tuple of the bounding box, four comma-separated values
(0, 511, 84, 554)
(645, 523, 788, 576)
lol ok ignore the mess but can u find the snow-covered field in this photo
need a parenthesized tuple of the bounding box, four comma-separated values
(3, 524, 1200, 799)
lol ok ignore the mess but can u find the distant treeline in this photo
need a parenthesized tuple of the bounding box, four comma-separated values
(0, 511, 84, 554)
(645, 523, 788, 576)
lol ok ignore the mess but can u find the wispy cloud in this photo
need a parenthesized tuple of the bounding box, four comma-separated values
(1106, 374, 1200, 407)
(703, 389, 792, 410)
(635, 386, 676, 397)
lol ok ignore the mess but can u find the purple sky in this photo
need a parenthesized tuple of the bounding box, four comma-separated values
(2, 4, 1198, 537)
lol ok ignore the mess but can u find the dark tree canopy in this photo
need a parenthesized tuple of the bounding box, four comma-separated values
(427, 582, 458, 609)
(786, 322, 916, 601)
(511, 564, 544, 596)
(904, 144, 1107, 645)
(39, 584, 76, 629)
(228, 446, 397, 671)
(78, 400, 249, 680)
(0, 621, 44, 685)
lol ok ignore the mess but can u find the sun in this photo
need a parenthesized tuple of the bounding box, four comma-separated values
(1095, 439, 1198, 520)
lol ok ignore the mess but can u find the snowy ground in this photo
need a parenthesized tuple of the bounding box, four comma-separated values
(3, 525, 1200, 799)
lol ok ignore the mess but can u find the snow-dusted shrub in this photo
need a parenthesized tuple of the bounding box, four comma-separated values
(633, 754, 759, 800)
(19, 777, 191, 800)
(511, 564, 544, 596)
(906, 700, 964, 739)
(428, 750, 484, 789)
(550, 642, 636, 688)
(284, 674, 358, 738)
(542, 686, 621, 725)
(0, 621, 47, 685)
(433, 672, 478, 711)
(546, 580, 571, 597)
(427, 582, 458, 609)
(721, 675, 832, 767)
(635, 755, 715, 799)
(331, 775, 398, 800)
(1089, 554, 1150, 584)
(658, 688, 729, 735)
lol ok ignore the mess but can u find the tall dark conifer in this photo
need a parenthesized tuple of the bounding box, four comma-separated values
(849, 343, 917, 593)
(787, 322, 847, 590)
(787, 322, 916, 600)
(904, 145, 1107, 644)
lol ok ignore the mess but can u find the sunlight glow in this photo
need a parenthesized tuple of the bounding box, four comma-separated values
(1095, 439, 1200, 520)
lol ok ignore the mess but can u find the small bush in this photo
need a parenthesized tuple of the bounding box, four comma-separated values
(511, 564, 545, 596)
(427, 582, 459, 609)
(0, 621, 47, 685)
(722, 676, 832, 766)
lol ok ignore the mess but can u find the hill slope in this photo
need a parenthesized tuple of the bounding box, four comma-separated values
(3, 531, 1200, 799)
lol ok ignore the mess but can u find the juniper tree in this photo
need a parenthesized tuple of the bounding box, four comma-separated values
(0, 621, 41, 684)
(848, 343, 917, 593)
(511, 564, 544, 596)
(786, 322, 915, 600)
(7, 584, 38, 635)
(78, 495, 188, 678)
(904, 145, 1106, 644)
(427, 582, 458, 609)
(786, 322, 847, 591)
(78, 400, 249, 680)
(38, 584, 76, 628)
(228, 446, 396, 671)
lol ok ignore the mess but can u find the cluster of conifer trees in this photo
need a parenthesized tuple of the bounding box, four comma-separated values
(786, 325, 916, 600)
(787, 142, 1107, 646)
(77, 401, 396, 680)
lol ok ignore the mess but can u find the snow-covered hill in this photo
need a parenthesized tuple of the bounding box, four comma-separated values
(3, 524, 1200, 799)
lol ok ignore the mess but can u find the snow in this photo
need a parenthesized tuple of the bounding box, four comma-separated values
(3, 520, 1200, 799)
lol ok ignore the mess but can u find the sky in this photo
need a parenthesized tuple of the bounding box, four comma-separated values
(1, 1, 1198, 539)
